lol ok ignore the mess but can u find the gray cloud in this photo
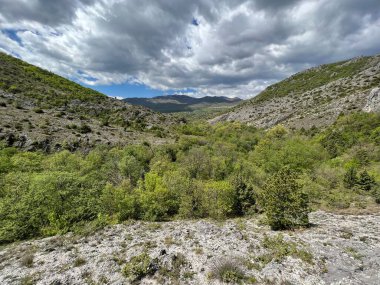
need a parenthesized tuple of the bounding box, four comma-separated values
(0, 0, 95, 26)
(0, 0, 380, 98)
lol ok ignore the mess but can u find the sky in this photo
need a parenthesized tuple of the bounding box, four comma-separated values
(0, 0, 380, 99)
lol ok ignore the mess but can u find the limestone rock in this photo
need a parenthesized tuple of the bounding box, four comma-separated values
(363, 87, 380, 113)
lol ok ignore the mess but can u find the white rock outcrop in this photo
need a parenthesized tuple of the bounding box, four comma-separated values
(363, 87, 380, 112)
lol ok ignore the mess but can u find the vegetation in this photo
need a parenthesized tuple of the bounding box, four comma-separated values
(0, 112, 379, 244)
(258, 234, 314, 265)
(252, 56, 372, 103)
(0, 52, 174, 135)
(0, 52, 105, 105)
(208, 259, 256, 284)
(122, 252, 158, 282)
(261, 167, 309, 230)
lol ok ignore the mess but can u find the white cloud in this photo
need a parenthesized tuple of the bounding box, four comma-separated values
(1, 0, 380, 98)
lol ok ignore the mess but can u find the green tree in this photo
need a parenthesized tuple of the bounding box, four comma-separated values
(201, 180, 236, 220)
(100, 180, 139, 221)
(138, 172, 179, 221)
(357, 170, 375, 191)
(343, 166, 357, 189)
(261, 167, 310, 230)
(230, 174, 256, 216)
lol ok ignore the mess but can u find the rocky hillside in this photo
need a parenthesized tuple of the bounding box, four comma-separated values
(0, 53, 177, 151)
(1, 210, 379, 285)
(123, 94, 241, 113)
(210, 55, 380, 129)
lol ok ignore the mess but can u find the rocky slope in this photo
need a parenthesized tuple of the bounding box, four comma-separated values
(0, 52, 177, 150)
(1, 210, 379, 285)
(210, 55, 380, 129)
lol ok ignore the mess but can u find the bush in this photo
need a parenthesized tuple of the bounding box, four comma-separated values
(371, 186, 380, 204)
(230, 173, 256, 215)
(100, 181, 139, 221)
(138, 172, 179, 221)
(201, 180, 236, 220)
(122, 252, 158, 281)
(259, 234, 313, 264)
(79, 124, 92, 134)
(343, 166, 357, 189)
(209, 259, 246, 284)
(357, 170, 376, 191)
(261, 167, 310, 230)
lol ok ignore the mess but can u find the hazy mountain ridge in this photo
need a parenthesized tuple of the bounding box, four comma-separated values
(210, 55, 380, 128)
(0, 52, 177, 151)
(123, 94, 242, 113)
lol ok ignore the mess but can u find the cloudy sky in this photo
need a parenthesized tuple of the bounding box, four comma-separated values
(1, 0, 380, 99)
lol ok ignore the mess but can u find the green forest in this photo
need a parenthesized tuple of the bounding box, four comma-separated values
(1, 112, 379, 244)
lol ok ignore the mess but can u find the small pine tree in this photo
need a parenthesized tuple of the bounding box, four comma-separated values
(343, 166, 357, 189)
(231, 174, 256, 216)
(261, 167, 310, 230)
(357, 170, 375, 191)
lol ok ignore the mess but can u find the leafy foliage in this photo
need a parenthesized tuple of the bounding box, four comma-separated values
(261, 167, 310, 230)
(0, 112, 379, 244)
(122, 252, 158, 282)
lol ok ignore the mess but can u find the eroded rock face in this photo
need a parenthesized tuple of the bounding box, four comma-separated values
(0, 211, 379, 285)
(363, 87, 380, 113)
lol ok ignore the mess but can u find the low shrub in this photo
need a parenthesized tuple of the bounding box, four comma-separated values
(122, 252, 158, 282)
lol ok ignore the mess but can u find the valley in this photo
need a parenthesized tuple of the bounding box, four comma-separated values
(0, 53, 379, 285)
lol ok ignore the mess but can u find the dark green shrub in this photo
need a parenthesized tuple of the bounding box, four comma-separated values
(343, 166, 357, 189)
(33, 108, 44, 113)
(230, 174, 256, 215)
(357, 170, 376, 191)
(371, 186, 380, 204)
(261, 167, 310, 230)
(79, 124, 92, 134)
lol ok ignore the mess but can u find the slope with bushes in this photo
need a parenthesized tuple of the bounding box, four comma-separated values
(0, 52, 177, 151)
(211, 54, 380, 128)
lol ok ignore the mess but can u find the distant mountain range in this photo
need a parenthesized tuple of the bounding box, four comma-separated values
(123, 94, 242, 113)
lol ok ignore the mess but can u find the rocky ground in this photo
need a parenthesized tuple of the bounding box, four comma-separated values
(0, 90, 175, 151)
(0, 211, 379, 285)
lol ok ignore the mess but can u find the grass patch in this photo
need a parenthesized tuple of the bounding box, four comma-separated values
(208, 258, 256, 284)
(256, 234, 314, 266)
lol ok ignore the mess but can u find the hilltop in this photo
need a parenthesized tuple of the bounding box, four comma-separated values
(210, 55, 380, 128)
(0, 53, 177, 151)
